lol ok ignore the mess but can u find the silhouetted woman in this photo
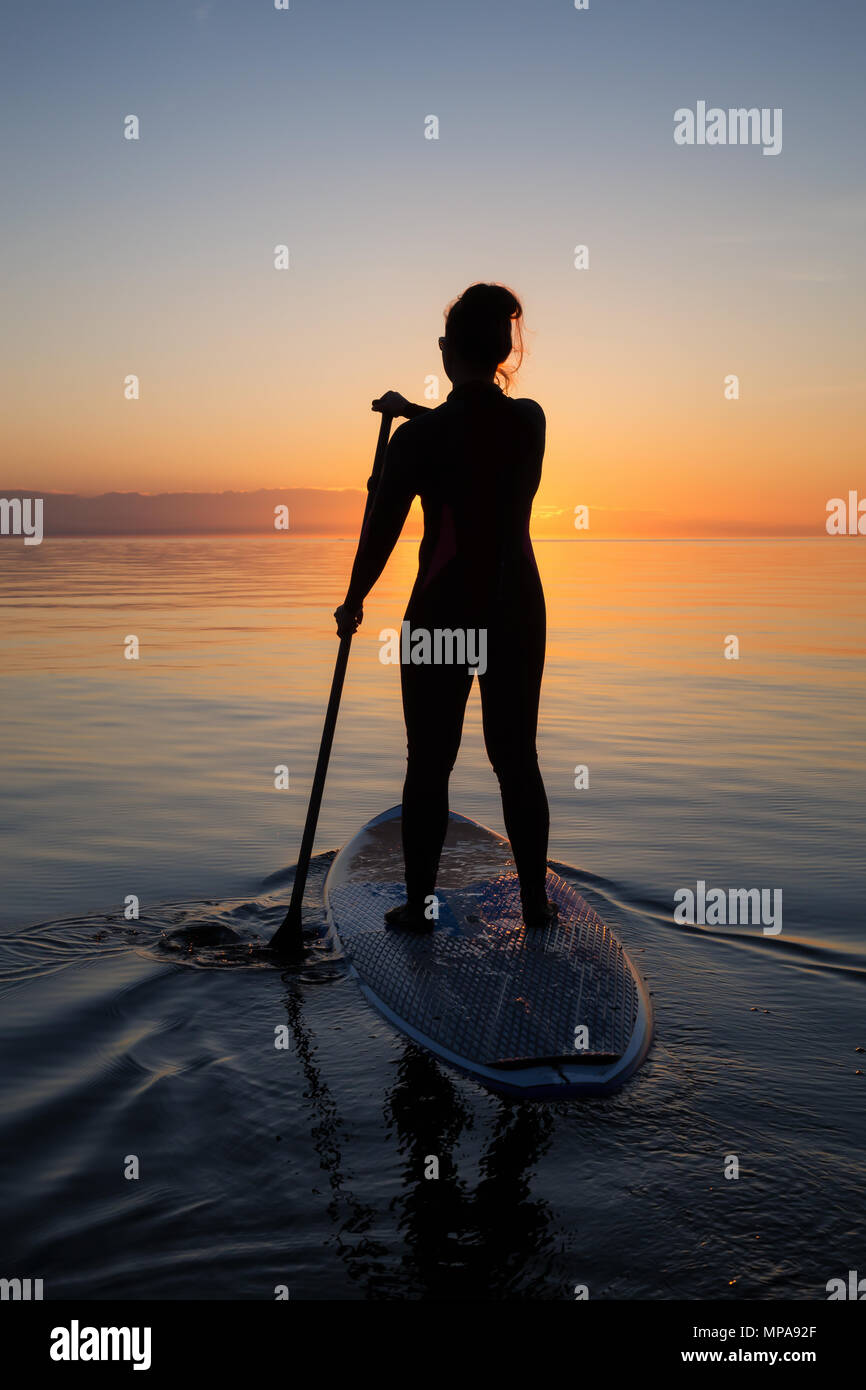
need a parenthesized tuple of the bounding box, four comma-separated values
(335, 283, 554, 929)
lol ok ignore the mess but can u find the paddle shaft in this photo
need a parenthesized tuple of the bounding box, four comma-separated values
(271, 411, 393, 951)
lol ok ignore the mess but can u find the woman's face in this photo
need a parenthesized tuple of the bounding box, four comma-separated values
(438, 334, 453, 382)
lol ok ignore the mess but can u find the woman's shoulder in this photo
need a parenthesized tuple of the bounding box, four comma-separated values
(385, 412, 436, 471)
(509, 395, 545, 423)
(508, 396, 546, 444)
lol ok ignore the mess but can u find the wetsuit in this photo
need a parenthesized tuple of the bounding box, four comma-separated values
(345, 380, 549, 910)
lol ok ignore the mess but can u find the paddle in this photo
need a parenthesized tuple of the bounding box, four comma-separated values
(270, 410, 394, 953)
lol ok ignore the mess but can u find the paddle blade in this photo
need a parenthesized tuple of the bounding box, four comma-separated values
(270, 900, 304, 954)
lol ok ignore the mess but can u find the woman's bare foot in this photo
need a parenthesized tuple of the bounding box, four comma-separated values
(384, 901, 434, 932)
(522, 897, 559, 929)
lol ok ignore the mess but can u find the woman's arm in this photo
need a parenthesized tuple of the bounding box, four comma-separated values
(338, 422, 418, 628)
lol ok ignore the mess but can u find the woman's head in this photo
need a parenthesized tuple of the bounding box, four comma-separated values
(440, 283, 525, 390)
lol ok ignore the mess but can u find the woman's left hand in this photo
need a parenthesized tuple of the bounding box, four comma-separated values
(334, 602, 363, 637)
(373, 391, 414, 418)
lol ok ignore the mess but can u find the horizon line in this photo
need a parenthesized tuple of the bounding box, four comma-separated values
(2, 531, 843, 543)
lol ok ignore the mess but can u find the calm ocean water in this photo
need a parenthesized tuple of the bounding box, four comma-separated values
(0, 536, 864, 1299)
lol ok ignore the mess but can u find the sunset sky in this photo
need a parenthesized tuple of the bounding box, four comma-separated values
(2, 0, 864, 535)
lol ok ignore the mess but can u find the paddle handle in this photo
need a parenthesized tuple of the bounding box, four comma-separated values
(271, 412, 393, 951)
(364, 411, 393, 521)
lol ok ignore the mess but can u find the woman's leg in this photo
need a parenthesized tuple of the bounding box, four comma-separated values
(478, 624, 550, 914)
(400, 657, 473, 907)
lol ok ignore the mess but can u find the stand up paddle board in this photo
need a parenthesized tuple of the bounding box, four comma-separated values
(325, 806, 652, 1098)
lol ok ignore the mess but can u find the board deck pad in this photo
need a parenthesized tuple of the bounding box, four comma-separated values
(325, 808, 651, 1095)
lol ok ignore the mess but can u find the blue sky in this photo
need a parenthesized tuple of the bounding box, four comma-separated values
(2, 1, 863, 532)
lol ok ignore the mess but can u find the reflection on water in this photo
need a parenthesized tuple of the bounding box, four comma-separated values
(1, 537, 864, 943)
(0, 537, 864, 1298)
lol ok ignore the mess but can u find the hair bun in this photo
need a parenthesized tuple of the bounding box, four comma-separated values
(443, 282, 526, 390)
(463, 283, 520, 319)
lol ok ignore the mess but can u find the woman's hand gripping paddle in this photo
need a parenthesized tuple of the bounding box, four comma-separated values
(270, 411, 394, 954)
